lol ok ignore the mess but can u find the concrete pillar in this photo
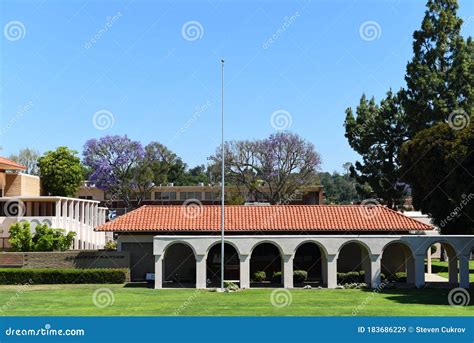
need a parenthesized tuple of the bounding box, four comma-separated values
(362, 249, 371, 285)
(448, 255, 458, 284)
(62, 199, 67, 217)
(370, 254, 382, 289)
(239, 254, 250, 289)
(55, 200, 61, 217)
(414, 254, 425, 288)
(283, 254, 294, 288)
(321, 254, 328, 286)
(458, 254, 470, 289)
(327, 254, 337, 288)
(407, 255, 416, 284)
(427, 248, 432, 274)
(196, 255, 207, 289)
(26, 202, 32, 216)
(154, 255, 163, 289)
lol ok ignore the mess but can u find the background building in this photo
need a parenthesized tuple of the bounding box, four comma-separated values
(0, 157, 108, 250)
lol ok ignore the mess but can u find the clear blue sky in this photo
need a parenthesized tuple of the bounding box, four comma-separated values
(1, 0, 472, 172)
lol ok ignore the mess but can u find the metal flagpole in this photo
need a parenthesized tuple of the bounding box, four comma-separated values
(220, 59, 225, 292)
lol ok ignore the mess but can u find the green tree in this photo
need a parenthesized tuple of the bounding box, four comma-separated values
(8, 222, 33, 252)
(8, 148, 40, 175)
(344, 91, 409, 208)
(38, 147, 84, 197)
(318, 170, 359, 204)
(32, 224, 76, 251)
(401, 123, 473, 234)
(401, 0, 473, 135)
(399, 0, 473, 233)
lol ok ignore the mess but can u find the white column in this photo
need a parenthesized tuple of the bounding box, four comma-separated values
(448, 255, 458, 284)
(458, 254, 470, 289)
(55, 200, 61, 217)
(370, 254, 382, 289)
(427, 248, 432, 274)
(154, 255, 163, 289)
(327, 254, 338, 288)
(414, 254, 425, 288)
(283, 254, 294, 288)
(239, 254, 250, 289)
(407, 255, 416, 284)
(321, 254, 328, 286)
(196, 255, 207, 289)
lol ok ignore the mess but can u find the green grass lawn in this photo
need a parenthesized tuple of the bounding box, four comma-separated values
(0, 284, 471, 316)
(432, 259, 474, 282)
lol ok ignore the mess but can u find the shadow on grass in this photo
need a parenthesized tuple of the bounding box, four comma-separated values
(359, 287, 473, 306)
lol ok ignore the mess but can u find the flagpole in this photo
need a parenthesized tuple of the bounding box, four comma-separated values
(220, 59, 225, 292)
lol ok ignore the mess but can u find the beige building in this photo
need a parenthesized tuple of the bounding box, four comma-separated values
(0, 157, 108, 251)
(78, 182, 324, 216)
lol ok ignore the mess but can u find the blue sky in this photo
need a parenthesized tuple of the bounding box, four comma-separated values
(1, 0, 472, 172)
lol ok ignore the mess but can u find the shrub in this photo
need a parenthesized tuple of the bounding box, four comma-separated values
(385, 272, 407, 282)
(293, 270, 308, 283)
(224, 281, 239, 291)
(271, 271, 282, 283)
(0, 268, 127, 285)
(337, 271, 365, 284)
(253, 271, 266, 282)
(104, 240, 117, 251)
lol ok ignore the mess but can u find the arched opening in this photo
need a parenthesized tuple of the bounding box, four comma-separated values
(250, 242, 282, 287)
(425, 241, 457, 286)
(163, 243, 196, 288)
(206, 243, 240, 287)
(293, 242, 326, 287)
(337, 241, 371, 285)
(381, 242, 414, 284)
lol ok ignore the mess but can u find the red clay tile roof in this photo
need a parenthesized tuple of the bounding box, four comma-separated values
(96, 205, 432, 232)
(0, 157, 26, 170)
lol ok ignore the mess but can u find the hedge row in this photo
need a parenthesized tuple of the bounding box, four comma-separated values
(337, 271, 407, 284)
(0, 268, 127, 284)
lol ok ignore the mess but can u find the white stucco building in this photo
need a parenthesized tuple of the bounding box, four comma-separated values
(97, 205, 473, 289)
(0, 157, 109, 250)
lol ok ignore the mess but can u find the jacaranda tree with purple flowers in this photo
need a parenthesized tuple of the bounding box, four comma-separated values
(83, 135, 151, 209)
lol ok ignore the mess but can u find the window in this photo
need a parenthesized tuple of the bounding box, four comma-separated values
(143, 192, 152, 200)
(155, 192, 177, 201)
(182, 192, 202, 200)
(205, 192, 214, 201)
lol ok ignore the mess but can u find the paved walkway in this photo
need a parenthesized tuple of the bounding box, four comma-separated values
(425, 273, 448, 282)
